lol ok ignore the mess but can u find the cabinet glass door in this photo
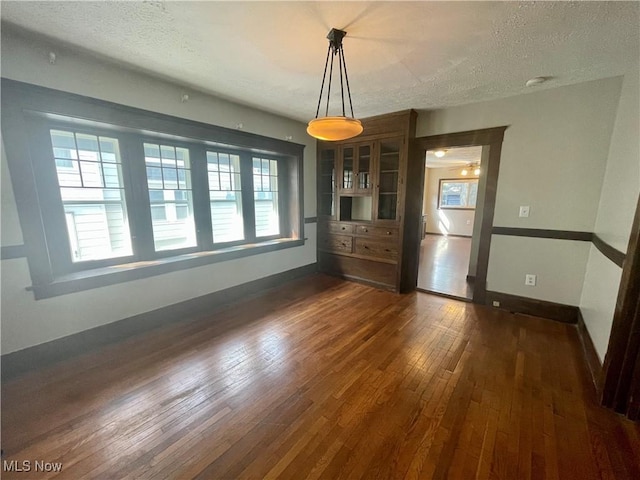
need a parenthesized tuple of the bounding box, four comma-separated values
(356, 145, 371, 191)
(377, 139, 401, 221)
(319, 148, 336, 217)
(342, 146, 354, 190)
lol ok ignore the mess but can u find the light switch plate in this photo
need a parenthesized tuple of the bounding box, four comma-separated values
(519, 206, 530, 218)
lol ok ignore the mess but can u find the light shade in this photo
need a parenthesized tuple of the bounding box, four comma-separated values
(308, 29, 362, 142)
(307, 116, 363, 141)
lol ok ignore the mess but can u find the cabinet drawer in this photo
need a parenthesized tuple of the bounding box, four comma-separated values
(327, 222, 355, 234)
(355, 225, 398, 239)
(320, 234, 353, 253)
(354, 238, 398, 260)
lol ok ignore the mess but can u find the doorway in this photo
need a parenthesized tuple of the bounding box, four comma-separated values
(417, 146, 483, 300)
(404, 126, 507, 304)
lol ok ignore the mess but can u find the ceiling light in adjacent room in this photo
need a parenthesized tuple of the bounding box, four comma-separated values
(474, 166, 481, 175)
(307, 28, 363, 142)
(434, 150, 447, 158)
(461, 168, 468, 176)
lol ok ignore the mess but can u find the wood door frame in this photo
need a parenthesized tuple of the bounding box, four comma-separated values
(600, 194, 640, 419)
(411, 126, 508, 304)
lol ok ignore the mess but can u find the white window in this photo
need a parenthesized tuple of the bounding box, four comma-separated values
(253, 157, 280, 237)
(438, 179, 478, 209)
(207, 151, 244, 243)
(50, 130, 132, 262)
(144, 143, 197, 251)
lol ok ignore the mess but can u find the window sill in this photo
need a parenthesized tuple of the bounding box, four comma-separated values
(30, 238, 305, 299)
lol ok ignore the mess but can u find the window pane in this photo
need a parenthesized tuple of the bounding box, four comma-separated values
(439, 180, 478, 209)
(207, 151, 244, 243)
(99, 138, 119, 163)
(50, 130, 132, 262)
(469, 182, 478, 207)
(102, 163, 121, 188)
(144, 143, 160, 159)
(55, 160, 81, 186)
(162, 168, 178, 189)
(253, 157, 279, 237)
(80, 161, 103, 187)
(145, 143, 196, 251)
(151, 205, 167, 221)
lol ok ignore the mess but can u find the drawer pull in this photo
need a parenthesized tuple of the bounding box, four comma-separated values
(385, 248, 390, 252)
(341, 226, 346, 230)
(364, 228, 368, 232)
(364, 245, 370, 249)
(386, 231, 391, 235)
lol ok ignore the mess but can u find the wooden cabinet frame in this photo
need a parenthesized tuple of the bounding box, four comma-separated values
(317, 110, 417, 292)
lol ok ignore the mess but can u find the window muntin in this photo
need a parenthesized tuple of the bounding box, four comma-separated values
(253, 157, 280, 237)
(207, 151, 244, 243)
(144, 143, 197, 252)
(438, 179, 479, 209)
(50, 130, 132, 262)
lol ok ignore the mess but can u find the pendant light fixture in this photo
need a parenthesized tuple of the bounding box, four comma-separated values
(307, 28, 363, 141)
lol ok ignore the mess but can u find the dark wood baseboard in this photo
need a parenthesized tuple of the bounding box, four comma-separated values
(416, 287, 472, 303)
(576, 308, 603, 391)
(485, 291, 579, 324)
(1, 263, 318, 381)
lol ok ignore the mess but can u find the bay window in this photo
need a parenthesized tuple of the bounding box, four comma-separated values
(1, 79, 304, 298)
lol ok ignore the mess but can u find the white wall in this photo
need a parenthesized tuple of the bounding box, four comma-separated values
(417, 77, 623, 306)
(0, 28, 317, 354)
(424, 167, 476, 236)
(580, 65, 640, 361)
(488, 236, 590, 305)
(580, 246, 623, 361)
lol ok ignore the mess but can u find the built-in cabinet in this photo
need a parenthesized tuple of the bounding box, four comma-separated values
(317, 110, 417, 292)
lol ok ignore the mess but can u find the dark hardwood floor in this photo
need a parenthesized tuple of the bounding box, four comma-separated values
(2, 274, 639, 479)
(417, 234, 474, 300)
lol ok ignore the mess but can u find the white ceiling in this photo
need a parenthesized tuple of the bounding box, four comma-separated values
(426, 146, 482, 169)
(1, 1, 638, 122)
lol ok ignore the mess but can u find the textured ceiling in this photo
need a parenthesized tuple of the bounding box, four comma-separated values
(1, 1, 638, 122)
(426, 146, 482, 169)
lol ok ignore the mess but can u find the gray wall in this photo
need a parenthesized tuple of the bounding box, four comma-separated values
(580, 65, 640, 360)
(0, 28, 317, 354)
(417, 76, 624, 306)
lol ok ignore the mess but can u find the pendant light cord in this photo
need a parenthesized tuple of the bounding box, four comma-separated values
(338, 46, 346, 117)
(313, 29, 356, 120)
(340, 46, 355, 119)
(314, 45, 332, 119)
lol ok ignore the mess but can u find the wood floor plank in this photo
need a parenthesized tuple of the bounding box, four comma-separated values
(2, 274, 639, 479)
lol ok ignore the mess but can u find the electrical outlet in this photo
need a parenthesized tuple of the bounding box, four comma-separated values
(492, 301, 500, 307)
(519, 206, 530, 218)
(525, 274, 537, 286)
(466, 220, 471, 225)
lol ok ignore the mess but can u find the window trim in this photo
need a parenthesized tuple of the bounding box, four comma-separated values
(437, 178, 479, 210)
(1, 78, 305, 297)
